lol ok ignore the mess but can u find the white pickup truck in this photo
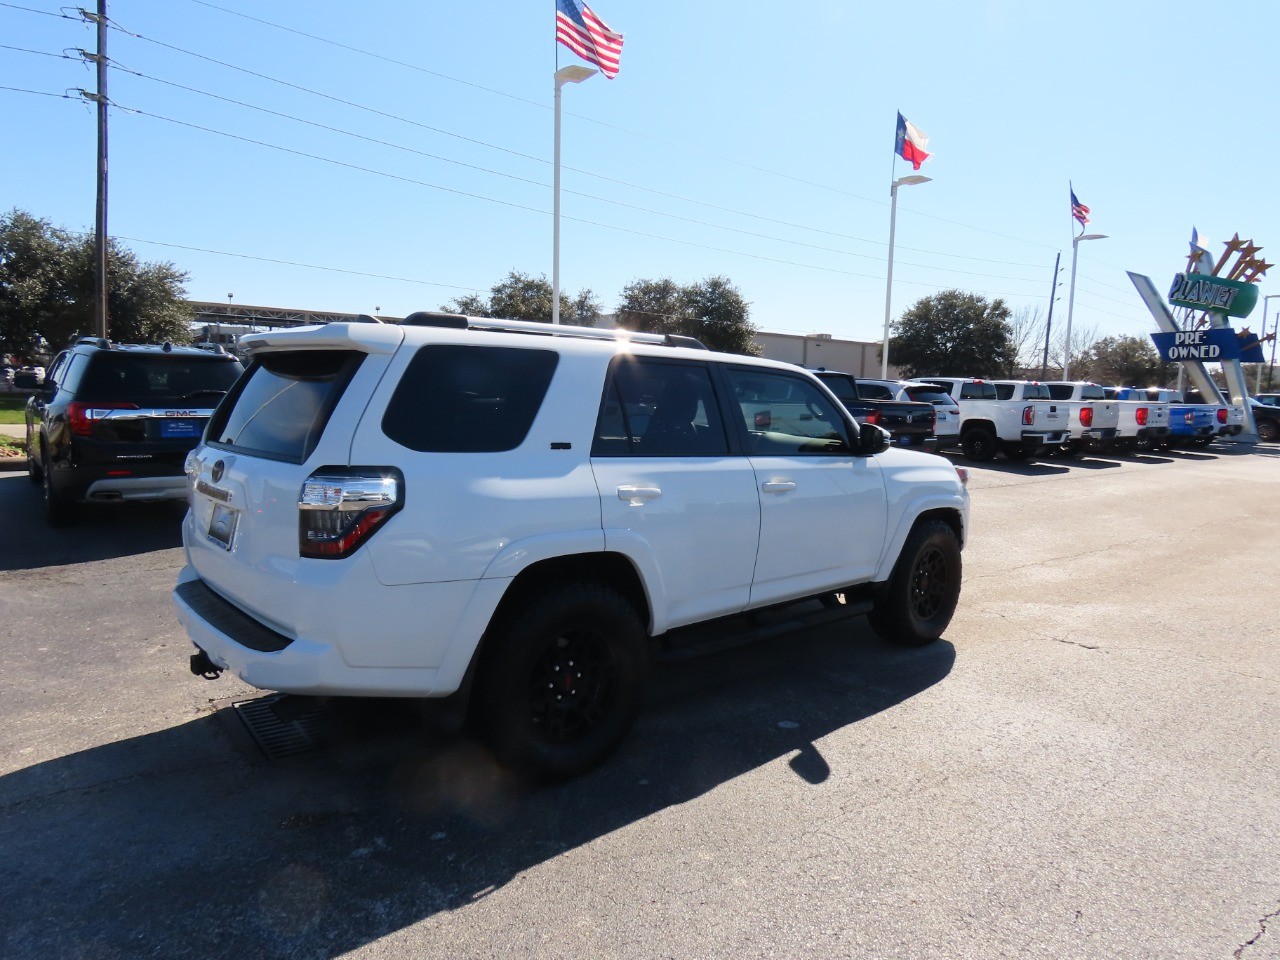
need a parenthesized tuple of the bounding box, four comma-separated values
(1103, 387, 1171, 451)
(1045, 381, 1120, 454)
(921, 377, 1069, 461)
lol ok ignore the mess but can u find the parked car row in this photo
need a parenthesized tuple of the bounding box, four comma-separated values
(811, 372, 1276, 462)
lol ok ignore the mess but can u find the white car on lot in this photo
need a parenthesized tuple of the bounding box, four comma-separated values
(173, 315, 969, 778)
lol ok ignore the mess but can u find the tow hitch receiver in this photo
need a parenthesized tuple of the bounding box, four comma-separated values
(190, 649, 223, 680)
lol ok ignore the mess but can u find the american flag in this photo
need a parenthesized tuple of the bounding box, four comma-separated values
(556, 0, 623, 79)
(1070, 186, 1090, 226)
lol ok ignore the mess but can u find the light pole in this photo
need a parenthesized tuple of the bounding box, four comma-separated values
(1062, 232, 1107, 379)
(881, 174, 931, 378)
(552, 65, 596, 325)
(1261, 295, 1280, 393)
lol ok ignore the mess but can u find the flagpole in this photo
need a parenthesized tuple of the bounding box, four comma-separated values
(551, 65, 596, 325)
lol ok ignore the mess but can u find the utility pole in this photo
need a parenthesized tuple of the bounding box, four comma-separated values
(84, 1, 109, 339)
(1039, 251, 1062, 379)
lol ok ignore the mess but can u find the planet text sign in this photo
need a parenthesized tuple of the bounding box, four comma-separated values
(1150, 328, 1241, 362)
(1166, 272, 1258, 318)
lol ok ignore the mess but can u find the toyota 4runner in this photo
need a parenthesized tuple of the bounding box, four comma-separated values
(173, 314, 969, 778)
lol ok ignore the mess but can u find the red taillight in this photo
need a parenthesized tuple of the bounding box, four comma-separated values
(1021, 405, 1034, 426)
(1080, 406, 1094, 428)
(1135, 407, 1149, 426)
(1216, 408, 1228, 424)
(66, 401, 140, 436)
(298, 470, 403, 560)
(866, 409, 882, 426)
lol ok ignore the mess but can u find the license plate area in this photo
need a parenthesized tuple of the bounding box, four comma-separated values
(208, 502, 239, 550)
(160, 419, 202, 439)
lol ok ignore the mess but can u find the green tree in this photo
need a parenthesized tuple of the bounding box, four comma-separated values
(888, 289, 1017, 378)
(617, 276, 759, 355)
(0, 209, 192, 359)
(1076, 335, 1172, 387)
(440, 270, 599, 325)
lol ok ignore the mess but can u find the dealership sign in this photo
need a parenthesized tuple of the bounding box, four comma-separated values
(1166, 272, 1257, 318)
(1151, 328, 1241, 362)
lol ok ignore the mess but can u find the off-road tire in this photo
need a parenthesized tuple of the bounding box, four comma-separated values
(1257, 418, 1279, 443)
(960, 426, 997, 462)
(868, 519, 962, 648)
(475, 581, 648, 780)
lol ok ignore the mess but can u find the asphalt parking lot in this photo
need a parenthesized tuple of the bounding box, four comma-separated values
(1, 444, 1278, 960)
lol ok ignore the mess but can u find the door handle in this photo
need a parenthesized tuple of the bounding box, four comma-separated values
(761, 480, 797, 494)
(617, 484, 662, 505)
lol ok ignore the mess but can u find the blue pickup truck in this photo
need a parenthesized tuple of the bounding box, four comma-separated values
(1130, 388, 1215, 448)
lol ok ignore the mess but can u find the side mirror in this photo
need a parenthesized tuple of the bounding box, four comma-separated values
(859, 421, 890, 455)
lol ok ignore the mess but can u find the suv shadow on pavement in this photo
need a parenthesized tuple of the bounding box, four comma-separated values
(0, 627, 954, 959)
(1, 474, 184, 572)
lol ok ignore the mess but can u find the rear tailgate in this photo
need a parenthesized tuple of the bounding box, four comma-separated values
(183, 324, 403, 634)
(75, 353, 243, 469)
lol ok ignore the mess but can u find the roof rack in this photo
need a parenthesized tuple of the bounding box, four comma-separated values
(76, 336, 112, 349)
(399, 311, 707, 350)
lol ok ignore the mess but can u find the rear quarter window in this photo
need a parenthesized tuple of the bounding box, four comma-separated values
(208, 350, 363, 463)
(381, 344, 558, 453)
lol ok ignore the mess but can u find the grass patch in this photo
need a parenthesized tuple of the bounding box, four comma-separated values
(0, 395, 29, 425)
(0, 434, 26, 457)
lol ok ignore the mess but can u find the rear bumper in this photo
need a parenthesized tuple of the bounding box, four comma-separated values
(173, 568, 448, 697)
(84, 475, 188, 502)
(1021, 430, 1069, 445)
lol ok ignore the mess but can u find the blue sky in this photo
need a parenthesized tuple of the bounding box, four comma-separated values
(3, 0, 1279, 348)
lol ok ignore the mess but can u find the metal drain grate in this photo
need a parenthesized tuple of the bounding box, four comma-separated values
(232, 695, 329, 760)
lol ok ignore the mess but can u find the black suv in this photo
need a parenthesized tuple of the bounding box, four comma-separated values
(26, 337, 244, 524)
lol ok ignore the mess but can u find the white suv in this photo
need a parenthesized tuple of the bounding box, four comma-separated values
(174, 314, 969, 778)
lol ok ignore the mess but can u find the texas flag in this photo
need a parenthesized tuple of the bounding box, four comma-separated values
(895, 112, 930, 170)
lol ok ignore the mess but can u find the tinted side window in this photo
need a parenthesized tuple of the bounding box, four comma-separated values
(1047, 384, 1073, 400)
(959, 382, 996, 400)
(1022, 383, 1051, 399)
(383, 345, 558, 454)
(592, 358, 728, 458)
(210, 350, 363, 463)
(1080, 385, 1106, 400)
(994, 383, 1014, 401)
(61, 353, 89, 393)
(725, 367, 851, 455)
(856, 382, 894, 401)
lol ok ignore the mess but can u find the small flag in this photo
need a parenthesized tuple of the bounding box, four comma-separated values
(895, 112, 930, 170)
(1070, 186, 1090, 226)
(556, 0, 624, 79)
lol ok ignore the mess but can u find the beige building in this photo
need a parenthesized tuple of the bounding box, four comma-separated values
(751, 331, 901, 379)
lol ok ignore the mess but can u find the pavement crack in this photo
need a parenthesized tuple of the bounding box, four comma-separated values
(1235, 902, 1280, 959)
(1049, 636, 1103, 651)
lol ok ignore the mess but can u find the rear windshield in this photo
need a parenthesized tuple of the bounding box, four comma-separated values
(381, 344, 558, 453)
(80, 353, 243, 403)
(1047, 384, 1074, 400)
(207, 350, 363, 463)
(814, 373, 856, 406)
(1079, 384, 1106, 400)
(901, 387, 954, 406)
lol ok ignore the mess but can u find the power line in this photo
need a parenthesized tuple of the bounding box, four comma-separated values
(109, 98, 1047, 299)
(111, 14, 1061, 271)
